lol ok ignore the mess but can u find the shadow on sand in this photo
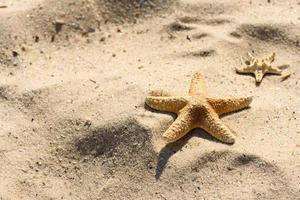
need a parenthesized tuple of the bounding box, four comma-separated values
(155, 129, 231, 180)
(144, 102, 242, 180)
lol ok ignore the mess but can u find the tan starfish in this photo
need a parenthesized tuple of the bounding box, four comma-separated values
(145, 72, 253, 144)
(236, 52, 282, 83)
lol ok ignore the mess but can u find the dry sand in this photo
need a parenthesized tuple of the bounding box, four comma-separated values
(0, 0, 300, 199)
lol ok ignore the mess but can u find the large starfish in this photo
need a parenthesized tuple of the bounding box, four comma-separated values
(145, 72, 253, 144)
(236, 52, 282, 83)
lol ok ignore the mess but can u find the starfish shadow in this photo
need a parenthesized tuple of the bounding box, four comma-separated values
(155, 129, 231, 180)
(236, 72, 261, 87)
(144, 104, 248, 180)
(278, 64, 290, 70)
(236, 72, 283, 87)
(255, 80, 262, 87)
(155, 138, 186, 180)
(255, 73, 283, 86)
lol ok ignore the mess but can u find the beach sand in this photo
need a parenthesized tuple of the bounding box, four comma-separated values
(0, 0, 299, 199)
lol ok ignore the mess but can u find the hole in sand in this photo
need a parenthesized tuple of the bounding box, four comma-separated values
(184, 49, 216, 57)
(179, 16, 201, 24)
(167, 22, 195, 32)
(179, 16, 231, 25)
(192, 32, 209, 39)
(229, 31, 242, 38)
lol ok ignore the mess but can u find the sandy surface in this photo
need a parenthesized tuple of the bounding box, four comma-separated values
(0, 0, 300, 199)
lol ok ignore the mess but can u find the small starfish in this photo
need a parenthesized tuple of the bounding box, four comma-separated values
(236, 52, 282, 83)
(145, 72, 253, 144)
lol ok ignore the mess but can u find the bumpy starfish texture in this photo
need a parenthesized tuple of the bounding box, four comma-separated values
(145, 73, 253, 144)
(236, 52, 282, 83)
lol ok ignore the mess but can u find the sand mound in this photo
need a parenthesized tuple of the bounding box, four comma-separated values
(237, 23, 300, 48)
(74, 118, 156, 168)
(67, 146, 297, 199)
(170, 151, 299, 199)
(25, 0, 100, 42)
(97, 0, 175, 24)
(24, 0, 175, 43)
(239, 24, 287, 42)
(43, 115, 298, 199)
(0, 0, 176, 63)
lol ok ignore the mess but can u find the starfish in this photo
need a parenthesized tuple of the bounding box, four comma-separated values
(236, 52, 282, 83)
(145, 72, 253, 144)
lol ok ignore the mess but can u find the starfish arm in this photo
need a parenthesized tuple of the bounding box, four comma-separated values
(199, 111, 236, 144)
(236, 63, 256, 74)
(264, 52, 275, 64)
(267, 66, 282, 75)
(162, 111, 195, 143)
(247, 52, 258, 63)
(207, 97, 253, 116)
(145, 96, 188, 113)
(262, 52, 276, 65)
(254, 70, 264, 83)
(189, 72, 207, 97)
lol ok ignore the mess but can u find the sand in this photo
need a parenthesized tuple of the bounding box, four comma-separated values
(0, 0, 299, 199)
